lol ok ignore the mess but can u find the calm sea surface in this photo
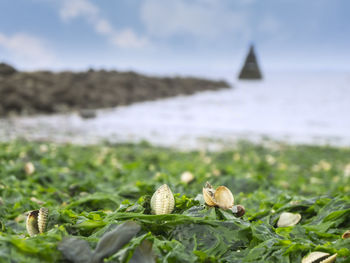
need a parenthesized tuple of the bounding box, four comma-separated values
(1, 71, 349, 149)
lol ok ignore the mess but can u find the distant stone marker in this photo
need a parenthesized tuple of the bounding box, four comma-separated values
(238, 45, 263, 80)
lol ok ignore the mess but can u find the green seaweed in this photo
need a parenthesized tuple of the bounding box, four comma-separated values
(1, 140, 350, 262)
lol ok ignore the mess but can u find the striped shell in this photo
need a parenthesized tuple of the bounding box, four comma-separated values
(302, 252, 337, 263)
(203, 182, 234, 210)
(26, 207, 49, 236)
(277, 212, 301, 227)
(150, 184, 175, 215)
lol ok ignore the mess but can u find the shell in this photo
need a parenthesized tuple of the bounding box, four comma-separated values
(26, 210, 40, 237)
(38, 207, 49, 233)
(24, 162, 35, 175)
(301, 252, 337, 263)
(214, 186, 234, 210)
(150, 184, 175, 215)
(203, 182, 217, 207)
(277, 212, 301, 227)
(231, 205, 245, 217)
(342, 230, 350, 239)
(181, 171, 194, 184)
(26, 207, 49, 236)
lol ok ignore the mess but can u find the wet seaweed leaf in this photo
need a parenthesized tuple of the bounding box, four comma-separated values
(90, 221, 141, 263)
(58, 237, 93, 263)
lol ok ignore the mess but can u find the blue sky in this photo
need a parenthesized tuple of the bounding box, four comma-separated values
(0, 0, 349, 78)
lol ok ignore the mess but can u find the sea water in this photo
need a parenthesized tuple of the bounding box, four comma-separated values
(1, 71, 349, 149)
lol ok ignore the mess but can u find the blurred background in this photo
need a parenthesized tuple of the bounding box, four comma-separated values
(0, 0, 349, 149)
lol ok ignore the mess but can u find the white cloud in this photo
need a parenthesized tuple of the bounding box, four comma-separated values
(0, 32, 57, 68)
(112, 29, 149, 49)
(60, 0, 98, 22)
(59, 0, 148, 49)
(140, 0, 250, 39)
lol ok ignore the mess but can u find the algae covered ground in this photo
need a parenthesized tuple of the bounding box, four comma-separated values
(1, 140, 350, 262)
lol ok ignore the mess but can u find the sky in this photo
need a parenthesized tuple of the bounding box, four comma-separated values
(0, 0, 349, 78)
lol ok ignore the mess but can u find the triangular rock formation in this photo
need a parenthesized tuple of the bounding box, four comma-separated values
(238, 45, 263, 80)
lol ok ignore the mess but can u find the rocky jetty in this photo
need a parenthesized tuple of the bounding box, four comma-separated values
(0, 63, 229, 116)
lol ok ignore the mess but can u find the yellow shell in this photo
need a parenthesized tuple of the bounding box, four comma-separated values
(26, 207, 49, 237)
(277, 212, 301, 227)
(150, 184, 175, 215)
(26, 210, 40, 237)
(202, 182, 217, 207)
(214, 186, 234, 210)
(302, 252, 337, 263)
(203, 182, 234, 210)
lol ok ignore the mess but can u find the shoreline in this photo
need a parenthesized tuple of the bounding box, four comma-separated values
(0, 63, 230, 117)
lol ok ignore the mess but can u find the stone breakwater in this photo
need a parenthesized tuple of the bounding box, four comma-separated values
(0, 63, 229, 116)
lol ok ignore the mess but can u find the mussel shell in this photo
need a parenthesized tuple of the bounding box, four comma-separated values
(214, 186, 234, 210)
(150, 184, 175, 215)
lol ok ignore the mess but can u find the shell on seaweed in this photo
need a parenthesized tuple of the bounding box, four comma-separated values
(24, 162, 35, 175)
(202, 182, 217, 207)
(342, 230, 350, 239)
(301, 252, 337, 263)
(180, 171, 194, 184)
(150, 184, 175, 215)
(203, 182, 234, 210)
(214, 186, 234, 210)
(26, 207, 49, 236)
(277, 212, 301, 227)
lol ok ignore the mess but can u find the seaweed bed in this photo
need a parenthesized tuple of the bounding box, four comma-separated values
(0, 63, 229, 117)
(1, 140, 350, 262)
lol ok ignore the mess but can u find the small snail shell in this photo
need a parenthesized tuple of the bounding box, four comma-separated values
(302, 252, 337, 263)
(150, 184, 175, 215)
(26, 207, 49, 237)
(277, 212, 301, 227)
(203, 182, 234, 210)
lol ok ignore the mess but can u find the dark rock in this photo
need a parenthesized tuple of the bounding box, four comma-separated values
(0, 63, 17, 76)
(238, 45, 263, 80)
(79, 109, 97, 119)
(0, 63, 230, 116)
